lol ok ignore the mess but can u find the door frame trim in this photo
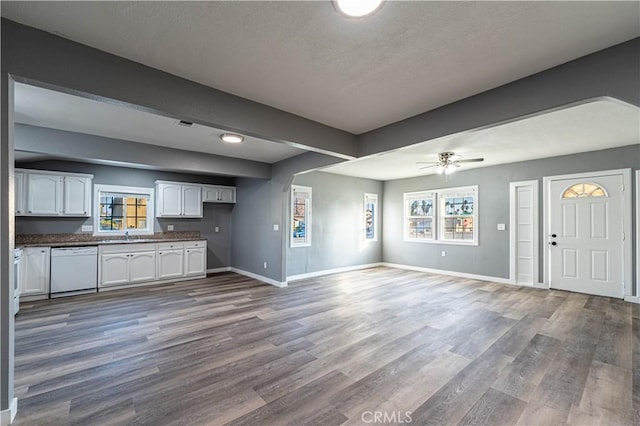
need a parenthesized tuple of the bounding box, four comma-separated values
(636, 170, 639, 298)
(509, 180, 540, 286)
(543, 169, 632, 297)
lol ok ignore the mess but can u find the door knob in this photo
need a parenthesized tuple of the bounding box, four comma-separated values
(551, 233, 557, 238)
(549, 241, 557, 246)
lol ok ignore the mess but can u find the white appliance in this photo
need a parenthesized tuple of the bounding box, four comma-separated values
(50, 247, 98, 297)
(13, 248, 22, 314)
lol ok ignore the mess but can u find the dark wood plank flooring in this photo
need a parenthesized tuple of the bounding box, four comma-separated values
(12, 267, 638, 425)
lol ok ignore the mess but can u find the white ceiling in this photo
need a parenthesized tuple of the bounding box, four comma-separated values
(2, 1, 639, 134)
(322, 99, 640, 180)
(13, 82, 306, 164)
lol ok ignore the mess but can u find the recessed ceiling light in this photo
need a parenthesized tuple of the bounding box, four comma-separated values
(334, 0, 384, 18)
(220, 133, 244, 144)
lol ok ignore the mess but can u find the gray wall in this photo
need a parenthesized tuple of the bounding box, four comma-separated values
(287, 171, 383, 277)
(16, 160, 234, 269)
(383, 145, 639, 286)
(231, 152, 347, 282)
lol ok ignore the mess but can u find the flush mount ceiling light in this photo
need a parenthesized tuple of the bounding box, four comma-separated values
(334, 0, 384, 18)
(220, 133, 244, 144)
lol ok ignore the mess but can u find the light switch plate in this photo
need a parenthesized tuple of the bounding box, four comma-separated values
(497, 223, 506, 231)
(81, 225, 93, 232)
(273, 224, 279, 231)
(214, 226, 219, 233)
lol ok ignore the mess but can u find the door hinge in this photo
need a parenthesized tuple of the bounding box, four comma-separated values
(622, 232, 625, 241)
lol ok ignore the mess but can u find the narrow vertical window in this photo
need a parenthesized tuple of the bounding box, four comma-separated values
(364, 193, 378, 241)
(291, 185, 312, 247)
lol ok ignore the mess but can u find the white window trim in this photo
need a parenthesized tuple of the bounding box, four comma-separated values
(438, 185, 479, 246)
(403, 191, 436, 242)
(403, 185, 478, 246)
(93, 184, 155, 236)
(291, 185, 312, 248)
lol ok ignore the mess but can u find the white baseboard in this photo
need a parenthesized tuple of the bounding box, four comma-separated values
(0, 397, 17, 426)
(287, 263, 383, 282)
(230, 268, 287, 288)
(207, 267, 231, 274)
(381, 262, 516, 285)
(624, 295, 640, 304)
(533, 282, 549, 289)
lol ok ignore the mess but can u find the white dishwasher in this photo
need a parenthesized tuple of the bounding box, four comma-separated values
(50, 247, 98, 297)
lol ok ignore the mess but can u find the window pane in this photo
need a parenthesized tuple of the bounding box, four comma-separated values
(562, 183, 607, 198)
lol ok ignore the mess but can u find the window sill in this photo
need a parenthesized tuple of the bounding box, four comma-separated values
(403, 238, 478, 246)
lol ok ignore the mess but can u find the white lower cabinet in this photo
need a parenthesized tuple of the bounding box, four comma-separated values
(20, 247, 50, 297)
(129, 251, 157, 283)
(99, 243, 157, 287)
(99, 240, 206, 288)
(157, 242, 185, 280)
(100, 253, 130, 286)
(185, 246, 206, 276)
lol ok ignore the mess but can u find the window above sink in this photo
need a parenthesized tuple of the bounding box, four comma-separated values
(93, 185, 155, 237)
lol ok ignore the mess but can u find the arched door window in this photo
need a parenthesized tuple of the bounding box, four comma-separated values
(562, 182, 607, 198)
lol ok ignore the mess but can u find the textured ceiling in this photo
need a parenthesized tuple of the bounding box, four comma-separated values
(2, 1, 639, 134)
(322, 99, 640, 180)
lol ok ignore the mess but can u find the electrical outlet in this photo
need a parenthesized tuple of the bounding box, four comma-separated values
(214, 226, 219, 233)
(263, 262, 267, 269)
(441, 251, 446, 257)
(497, 223, 506, 231)
(81, 225, 93, 232)
(273, 224, 279, 231)
(167, 224, 174, 231)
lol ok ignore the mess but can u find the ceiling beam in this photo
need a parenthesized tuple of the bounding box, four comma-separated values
(15, 124, 271, 179)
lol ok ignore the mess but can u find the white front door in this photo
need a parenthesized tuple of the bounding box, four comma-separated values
(548, 174, 623, 298)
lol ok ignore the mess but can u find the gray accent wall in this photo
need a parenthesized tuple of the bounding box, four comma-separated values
(286, 172, 383, 277)
(383, 145, 639, 285)
(15, 160, 235, 269)
(231, 152, 347, 282)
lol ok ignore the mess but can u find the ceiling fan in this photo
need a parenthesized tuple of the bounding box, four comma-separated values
(417, 152, 484, 174)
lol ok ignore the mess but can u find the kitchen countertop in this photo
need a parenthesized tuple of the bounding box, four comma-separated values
(16, 231, 204, 248)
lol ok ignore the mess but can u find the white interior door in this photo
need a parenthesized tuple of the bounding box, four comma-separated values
(548, 174, 623, 298)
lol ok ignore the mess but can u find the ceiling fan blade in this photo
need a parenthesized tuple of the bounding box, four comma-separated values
(457, 158, 484, 163)
(419, 164, 439, 170)
(416, 161, 438, 164)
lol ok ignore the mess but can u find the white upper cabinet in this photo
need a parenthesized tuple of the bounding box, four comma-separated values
(14, 171, 25, 215)
(156, 182, 183, 216)
(26, 173, 62, 216)
(202, 185, 236, 204)
(16, 169, 93, 217)
(182, 185, 203, 217)
(63, 176, 92, 216)
(155, 181, 204, 218)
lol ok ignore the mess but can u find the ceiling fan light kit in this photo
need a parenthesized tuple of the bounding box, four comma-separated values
(417, 151, 484, 174)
